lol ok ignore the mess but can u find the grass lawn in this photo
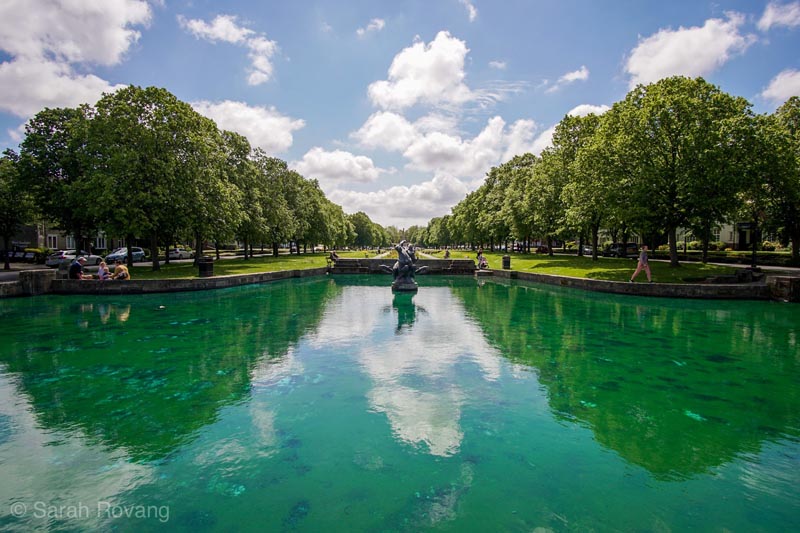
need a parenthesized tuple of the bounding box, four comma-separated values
(431, 250, 739, 283)
(130, 253, 329, 280)
(129, 250, 388, 280)
(129, 249, 738, 283)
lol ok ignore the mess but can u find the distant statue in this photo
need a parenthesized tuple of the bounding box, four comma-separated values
(380, 240, 428, 291)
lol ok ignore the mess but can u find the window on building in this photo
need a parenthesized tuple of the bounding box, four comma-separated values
(66, 235, 75, 249)
(47, 235, 58, 249)
(713, 230, 721, 242)
(95, 234, 107, 251)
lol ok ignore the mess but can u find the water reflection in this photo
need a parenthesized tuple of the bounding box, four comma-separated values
(387, 291, 425, 333)
(450, 279, 800, 480)
(308, 282, 501, 456)
(0, 279, 340, 463)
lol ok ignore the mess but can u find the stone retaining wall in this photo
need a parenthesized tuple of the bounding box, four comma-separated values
(491, 269, 773, 300)
(0, 264, 794, 302)
(331, 258, 476, 275)
(49, 267, 328, 295)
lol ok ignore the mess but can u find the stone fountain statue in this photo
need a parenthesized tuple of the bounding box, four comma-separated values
(380, 240, 428, 291)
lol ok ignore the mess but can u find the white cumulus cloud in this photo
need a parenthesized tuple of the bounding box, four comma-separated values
(761, 69, 800, 104)
(567, 104, 611, 117)
(489, 60, 507, 70)
(0, 58, 124, 118)
(367, 31, 474, 111)
(178, 14, 278, 85)
(0, 0, 151, 66)
(625, 13, 756, 88)
(758, 1, 800, 31)
(0, 0, 149, 119)
(529, 104, 610, 155)
(291, 148, 390, 186)
(459, 0, 478, 22)
(327, 174, 470, 227)
(177, 14, 252, 43)
(545, 65, 589, 93)
(191, 100, 305, 155)
(403, 116, 537, 178)
(356, 18, 386, 38)
(351, 111, 418, 152)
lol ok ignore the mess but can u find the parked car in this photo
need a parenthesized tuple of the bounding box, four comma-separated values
(105, 247, 146, 263)
(581, 245, 594, 255)
(535, 245, 550, 254)
(602, 242, 639, 258)
(168, 247, 194, 260)
(46, 249, 103, 267)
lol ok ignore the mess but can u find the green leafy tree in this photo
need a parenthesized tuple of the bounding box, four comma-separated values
(17, 105, 97, 251)
(251, 152, 296, 256)
(87, 86, 201, 268)
(566, 115, 617, 259)
(603, 76, 750, 266)
(502, 153, 538, 251)
(736, 113, 796, 267)
(0, 154, 34, 270)
(773, 97, 800, 263)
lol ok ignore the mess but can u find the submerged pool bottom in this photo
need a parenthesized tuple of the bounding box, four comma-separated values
(0, 276, 798, 531)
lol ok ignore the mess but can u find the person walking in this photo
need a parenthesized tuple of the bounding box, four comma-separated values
(630, 245, 652, 283)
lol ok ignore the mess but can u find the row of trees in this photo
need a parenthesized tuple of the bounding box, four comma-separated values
(417, 77, 800, 266)
(1, 86, 394, 270)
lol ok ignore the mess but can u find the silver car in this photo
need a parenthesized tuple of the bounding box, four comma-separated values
(46, 249, 103, 267)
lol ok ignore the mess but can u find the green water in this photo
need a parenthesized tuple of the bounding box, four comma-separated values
(0, 276, 798, 532)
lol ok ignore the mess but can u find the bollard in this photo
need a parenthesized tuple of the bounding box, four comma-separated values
(502, 255, 511, 270)
(198, 256, 214, 278)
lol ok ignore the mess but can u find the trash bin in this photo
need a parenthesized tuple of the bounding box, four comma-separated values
(502, 255, 511, 270)
(198, 256, 214, 278)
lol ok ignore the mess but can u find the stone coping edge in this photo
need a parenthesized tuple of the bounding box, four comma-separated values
(490, 269, 774, 300)
(1, 265, 793, 301)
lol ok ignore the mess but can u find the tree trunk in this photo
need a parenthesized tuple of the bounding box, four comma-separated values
(194, 232, 202, 266)
(2, 235, 9, 270)
(591, 222, 600, 261)
(126, 234, 134, 268)
(547, 236, 554, 257)
(272, 241, 279, 257)
(668, 227, 680, 267)
(243, 235, 249, 260)
(791, 230, 800, 265)
(751, 224, 759, 268)
(701, 222, 711, 264)
(150, 232, 160, 271)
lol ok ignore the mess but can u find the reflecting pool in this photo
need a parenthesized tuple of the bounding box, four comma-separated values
(0, 276, 798, 531)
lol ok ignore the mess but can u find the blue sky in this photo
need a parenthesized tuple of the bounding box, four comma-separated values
(1, 1, 799, 228)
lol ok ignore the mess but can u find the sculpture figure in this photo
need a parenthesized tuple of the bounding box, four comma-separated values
(380, 240, 428, 291)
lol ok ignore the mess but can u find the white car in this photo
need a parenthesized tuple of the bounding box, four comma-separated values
(168, 247, 194, 260)
(46, 249, 103, 267)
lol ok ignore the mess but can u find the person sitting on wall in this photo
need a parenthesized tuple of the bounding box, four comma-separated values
(68, 257, 90, 280)
(97, 261, 111, 280)
(476, 249, 488, 269)
(329, 250, 340, 262)
(111, 259, 130, 280)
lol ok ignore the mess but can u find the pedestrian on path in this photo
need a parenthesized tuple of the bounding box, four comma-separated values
(630, 245, 652, 283)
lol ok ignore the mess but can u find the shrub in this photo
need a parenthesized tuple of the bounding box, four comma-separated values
(761, 241, 776, 251)
(688, 240, 702, 250)
(657, 244, 670, 251)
